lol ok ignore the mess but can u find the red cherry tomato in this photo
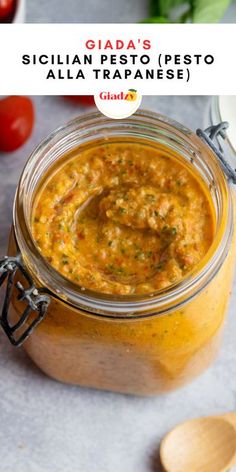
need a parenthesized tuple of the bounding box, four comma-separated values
(63, 96, 95, 106)
(0, 0, 14, 20)
(0, 96, 34, 152)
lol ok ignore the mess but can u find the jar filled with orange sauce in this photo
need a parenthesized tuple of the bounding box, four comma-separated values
(1, 110, 236, 396)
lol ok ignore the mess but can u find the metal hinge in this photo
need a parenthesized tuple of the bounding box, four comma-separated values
(0, 255, 50, 347)
(196, 122, 236, 184)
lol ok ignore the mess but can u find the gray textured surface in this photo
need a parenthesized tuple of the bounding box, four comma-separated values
(1, 95, 236, 472)
(26, 0, 147, 23)
(25, 0, 236, 23)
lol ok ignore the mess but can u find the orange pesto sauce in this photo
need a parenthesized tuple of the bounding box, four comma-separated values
(32, 140, 215, 295)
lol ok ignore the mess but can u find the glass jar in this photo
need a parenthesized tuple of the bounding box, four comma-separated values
(1, 110, 236, 396)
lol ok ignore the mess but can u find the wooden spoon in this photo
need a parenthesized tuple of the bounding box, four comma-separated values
(160, 413, 236, 472)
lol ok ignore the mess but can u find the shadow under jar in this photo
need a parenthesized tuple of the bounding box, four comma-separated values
(2, 110, 236, 396)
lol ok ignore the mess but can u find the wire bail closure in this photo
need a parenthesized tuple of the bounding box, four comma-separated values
(196, 122, 236, 184)
(0, 255, 50, 347)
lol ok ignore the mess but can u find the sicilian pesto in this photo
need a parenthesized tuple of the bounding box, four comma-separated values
(32, 141, 215, 295)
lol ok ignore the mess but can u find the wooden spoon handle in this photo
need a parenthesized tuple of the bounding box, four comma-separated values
(221, 412, 236, 430)
(221, 414, 236, 469)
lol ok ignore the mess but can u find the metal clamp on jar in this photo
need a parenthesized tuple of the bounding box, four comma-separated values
(0, 255, 50, 346)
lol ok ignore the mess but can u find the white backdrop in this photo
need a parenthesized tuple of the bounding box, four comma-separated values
(0, 24, 235, 95)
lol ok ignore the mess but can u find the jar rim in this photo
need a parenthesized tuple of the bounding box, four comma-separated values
(13, 109, 233, 318)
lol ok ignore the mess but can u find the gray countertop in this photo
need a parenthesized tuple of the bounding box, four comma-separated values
(25, 0, 236, 23)
(1, 95, 236, 472)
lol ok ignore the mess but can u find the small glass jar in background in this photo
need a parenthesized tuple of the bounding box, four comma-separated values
(13, 0, 25, 23)
(209, 96, 236, 165)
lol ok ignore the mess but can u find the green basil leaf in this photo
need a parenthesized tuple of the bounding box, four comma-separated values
(141, 15, 170, 23)
(192, 0, 231, 22)
(149, 0, 184, 17)
(149, 0, 161, 16)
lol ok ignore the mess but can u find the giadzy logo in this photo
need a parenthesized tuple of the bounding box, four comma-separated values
(95, 89, 142, 119)
(99, 89, 138, 102)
